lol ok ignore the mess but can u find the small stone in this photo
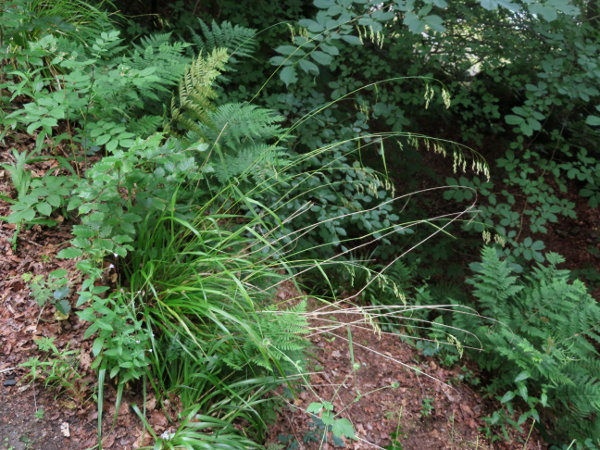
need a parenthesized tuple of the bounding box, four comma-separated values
(3, 379, 16, 387)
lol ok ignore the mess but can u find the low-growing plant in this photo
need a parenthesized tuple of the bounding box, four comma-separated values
(419, 396, 435, 418)
(384, 409, 406, 450)
(20, 336, 87, 402)
(22, 269, 71, 318)
(448, 246, 600, 445)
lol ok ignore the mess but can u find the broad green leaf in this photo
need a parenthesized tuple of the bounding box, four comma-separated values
(53, 286, 70, 300)
(57, 247, 84, 259)
(56, 299, 71, 315)
(7, 209, 36, 223)
(585, 115, 600, 126)
(310, 50, 333, 65)
(269, 56, 291, 66)
(321, 411, 335, 426)
(480, 0, 498, 10)
(500, 390, 515, 403)
(280, 66, 298, 86)
(332, 418, 356, 439)
(306, 403, 323, 414)
(105, 139, 118, 152)
(299, 58, 319, 74)
(36, 201, 52, 216)
(340, 35, 362, 45)
(529, 3, 557, 21)
(95, 320, 114, 332)
(46, 194, 62, 207)
(275, 45, 304, 56)
(320, 43, 339, 56)
(514, 371, 530, 382)
(403, 12, 426, 34)
(530, 240, 545, 251)
(424, 15, 445, 32)
(298, 19, 324, 33)
(518, 383, 528, 400)
(72, 225, 97, 238)
(122, 213, 142, 223)
(92, 337, 105, 356)
(95, 134, 111, 146)
(314, 0, 334, 8)
(78, 308, 97, 322)
(49, 269, 68, 278)
(112, 234, 133, 244)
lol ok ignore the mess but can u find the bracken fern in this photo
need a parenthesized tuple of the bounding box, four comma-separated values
(453, 246, 600, 444)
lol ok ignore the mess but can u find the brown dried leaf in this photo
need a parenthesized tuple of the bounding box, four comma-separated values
(149, 410, 168, 432)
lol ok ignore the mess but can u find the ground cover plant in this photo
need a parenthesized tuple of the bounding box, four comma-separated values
(1, 0, 600, 448)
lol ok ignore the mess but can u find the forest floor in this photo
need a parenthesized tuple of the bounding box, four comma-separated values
(1, 143, 599, 450)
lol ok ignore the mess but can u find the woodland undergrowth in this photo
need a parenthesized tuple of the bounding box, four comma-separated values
(1, 0, 600, 448)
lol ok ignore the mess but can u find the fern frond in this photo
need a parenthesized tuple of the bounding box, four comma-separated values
(209, 103, 285, 146)
(467, 246, 523, 319)
(127, 32, 190, 88)
(463, 246, 600, 443)
(166, 48, 229, 138)
(190, 19, 256, 66)
(127, 115, 163, 136)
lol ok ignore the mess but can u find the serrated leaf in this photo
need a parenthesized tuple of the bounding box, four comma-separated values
(105, 139, 118, 152)
(53, 286, 70, 300)
(122, 213, 142, 222)
(7, 209, 36, 223)
(306, 403, 323, 414)
(403, 11, 426, 34)
(340, 35, 362, 45)
(57, 247, 83, 259)
(276, 45, 304, 56)
(112, 234, 133, 244)
(299, 58, 319, 74)
(321, 411, 335, 426)
(530, 240, 545, 251)
(46, 194, 62, 207)
(332, 418, 355, 439)
(424, 15, 445, 32)
(505, 115, 524, 125)
(269, 56, 291, 66)
(280, 66, 298, 86)
(310, 50, 333, 65)
(36, 201, 52, 216)
(78, 308, 96, 322)
(72, 225, 97, 238)
(56, 299, 71, 315)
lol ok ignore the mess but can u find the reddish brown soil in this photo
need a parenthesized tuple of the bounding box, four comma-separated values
(265, 303, 547, 450)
